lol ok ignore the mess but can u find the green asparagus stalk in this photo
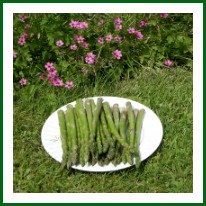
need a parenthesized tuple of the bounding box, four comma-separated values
(134, 109, 145, 168)
(119, 110, 133, 165)
(65, 104, 78, 167)
(113, 104, 120, 130)
(90, 98, 103, 141)
(96, 125, 103, 155)
(85, 99, 93, 133)
(73, 107, 84, 166)
(57, 110, 68, 169)
(112, 104, 122, 166)
(76, 99, 90, 164)
(100, 111, 115, 160)
(103, 102, 130, 149)
(89, 99, 98, 165)
(99, 123, 109, 153)
(126, 102, 135, 148)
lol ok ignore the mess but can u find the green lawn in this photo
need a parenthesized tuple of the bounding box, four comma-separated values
(13, 67, 192, 193)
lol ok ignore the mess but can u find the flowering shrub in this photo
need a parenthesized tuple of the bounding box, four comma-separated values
(13, 13, 193, 88)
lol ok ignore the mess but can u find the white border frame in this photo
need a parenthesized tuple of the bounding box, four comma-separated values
(3, 3, 203, 203)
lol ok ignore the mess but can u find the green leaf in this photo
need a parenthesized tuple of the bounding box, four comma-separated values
(167, 36, 174, 44)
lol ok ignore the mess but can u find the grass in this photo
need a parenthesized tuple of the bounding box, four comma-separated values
(13, 67, 192, 193)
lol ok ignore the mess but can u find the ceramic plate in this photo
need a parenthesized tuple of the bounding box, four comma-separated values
(41, 96, 163, 172)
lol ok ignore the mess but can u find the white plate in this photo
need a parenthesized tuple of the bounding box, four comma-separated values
(41, 96, 163, 172)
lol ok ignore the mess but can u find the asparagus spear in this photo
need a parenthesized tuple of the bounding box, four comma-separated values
(96, 125, 103, 155)
(57, 110, 68, 169)
(90, 98, 103, 165)
(103, 102, 130, 150)
(119, 110, 133, 165)
(100, 111, 115, 160)
(65, 104, 78, 167)
(112, 104, 121, 166)
(85, 99, 93, 133)
(73, 107, 84, 166)
(91, 98, 103, 141)
(126, 102, 135, 148)
(75, 99, 90, 165)
(99, 122, 109, 153)
(134, 109, 145, 168)
(113, 104, 120, 130)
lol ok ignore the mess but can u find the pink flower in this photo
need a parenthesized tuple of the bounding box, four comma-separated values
(114, 17, 122, 25)
(69, 20, 88, 30)
(18, 37, 26, 45)
(164, 59, 173, 67)
(85, 52, 96, 64)
(51, 77, 64, 87)
(65, 81, 75, 89)
(113, 49, 122, 60)
(114, 35, 122, 43)
(69, 44, 77, 50)
(77, 21, 88, 29)
(47, 73, 56, 81)
(19, 78, 28, 86)
(160, 13, 169, 18)
(74, 35, 85, 44)
(44, 62, 55, 71)
(56, 40, 64, 47)
(48, 67, 57, 76)
(139, 20, 148, 27)
(127, 27, 136, 34)
(81, 42, 89, 49)
(19, 15, 28, 22)
(13, 50, 17, 59)
(105, 34, 113, 42)
(69, 20, 79, 28)
(18, 32, 29, 45)
(114, 17, 122, 31)
(97, 37, 104, 44)
(21, 32, 29, 39)
(134, 30, 144, 39)
(115, 24, 122, 31)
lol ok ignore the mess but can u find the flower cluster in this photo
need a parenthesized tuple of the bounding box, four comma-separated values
(105, 34, 113, 42)
(139, 20, 148, 27)
(14, 13, 181, 89)
(19, 15, 28, 22)
(160, 13, 169, 18)
(114, 17, 122, 31)
(56, 40, 64, 47)
(97, 37, 104, 44)
(65, 81, 75, 89)
(69, 44, 77, 50)
(19, 78, 28, 86)
(44, 62, 75, 89)
(164, 59, 173, 67)
(74, 35, 89, 49)
(18, 32, 29, 46)
(69, 20, 88, 30)
(127, 27, 144, 40)
(113, 49, 122, 60)
(85, 52, 96, 64)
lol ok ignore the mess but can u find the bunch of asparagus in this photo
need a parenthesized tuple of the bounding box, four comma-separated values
(57, 98, 145, 170)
